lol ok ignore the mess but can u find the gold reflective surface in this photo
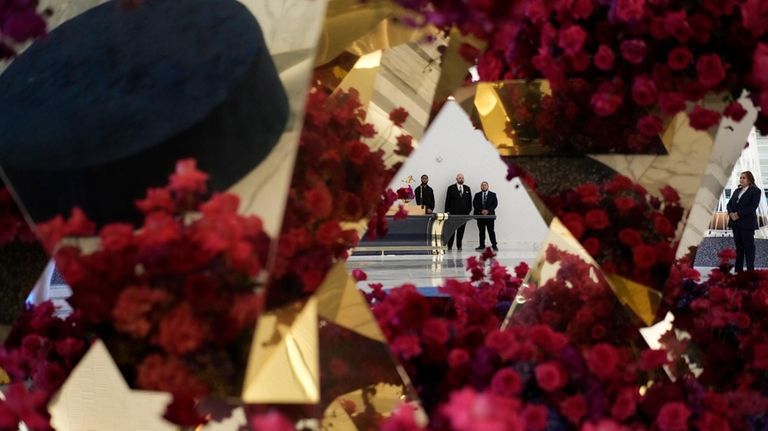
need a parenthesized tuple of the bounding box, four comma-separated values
(242, 298, 320, 403)
(49, 341, 175, 431)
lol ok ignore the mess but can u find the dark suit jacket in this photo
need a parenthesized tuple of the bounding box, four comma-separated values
(727, 185, 761, 230)
(473, 190, 498, 215)
(414, 185, 435, 211)
(445, 184, 472, 214)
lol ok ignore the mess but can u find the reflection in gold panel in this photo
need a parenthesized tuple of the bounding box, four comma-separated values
(503, 218, 661, 327)
(429, 27, 484, 123)
(591, 93, 758, 257)
(242, 298, 320, 404)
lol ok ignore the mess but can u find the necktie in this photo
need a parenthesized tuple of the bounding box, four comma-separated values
(458, 185, 462, 196)
(482, 192, 486, 206)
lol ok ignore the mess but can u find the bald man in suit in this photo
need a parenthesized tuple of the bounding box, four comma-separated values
(444, 173, 472, 250)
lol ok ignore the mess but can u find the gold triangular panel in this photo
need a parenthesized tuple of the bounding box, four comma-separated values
(48, 340, 175, 431)
(316, 262, 386, 342)
(242, 298, 320, 403)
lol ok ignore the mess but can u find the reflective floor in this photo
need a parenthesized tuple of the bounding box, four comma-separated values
(347, 243, 538, 290)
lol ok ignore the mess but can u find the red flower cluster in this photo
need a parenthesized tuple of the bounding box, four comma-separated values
(368, 251, 526, 413)
(267, 86, 410, 305)
(37, 159, 270, 426)
(542, 174, 683, 290)
(0, 0, 47, 59)
(510, 245, 645, 346)
(0, 301, 90, 431)
(396, 0, 768, 145)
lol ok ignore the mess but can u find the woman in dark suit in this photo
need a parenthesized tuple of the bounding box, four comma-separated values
(727, 171, 761, 272)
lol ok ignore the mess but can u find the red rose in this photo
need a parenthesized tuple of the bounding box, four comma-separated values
(614, 197, 636, 212)
(696, 413, 731, 431)
(561, 213, 586, 239)
(641, 349, 670, 370)
(663, 11, 692, 43)
(667, 47, 692, 70)
(590, 92, 623, 116)
(611, 388, 638, 420)
(169, 159, 209, 195)
(620, 39, 647, 64)
(576, 183, 601, 205)
(752, 43, 768, 89)
(631, 76, 657, 106)
(389, 107, 409, 127)
(391, 334, 421, 359)
(99, 223, 134, 252)
(637, 115, 663, 136)
(586, 344, 618, 379)
(569, 51, 591, 72)
(491, 368, 522, 396)
(594, 45, 615, 71)
(658, 92, 687, 116)
(660, 185, 680, 203)
(654, 214, 676, 236)
(614, 0, 645, 22)
(688, 105, 722, 130)
(523, 405, 548, 431)
(619, 228, 642, 246)
(633, 244, 657, 269)
(752, 344, 768, 369)
(584, 209, 610, 230)
(351, 268, 367, 281)
(560, 395, 588, 424)
(558, 25, 587, 56)
(741, 0, 768, 37)
(304, 186, 333, 218)
(657, 402, 691, 431)
(583, 237, 601, 256)
(723, 102, 747, 121)
(535, 361, 568, 391)
(251, 411, 296, 431)
(345, 140, 370, 165)
(696, 54, 726, 88)
(448, 348, 470, 368)
(570, 0, 594, 19)
(155, 304, 207, 355)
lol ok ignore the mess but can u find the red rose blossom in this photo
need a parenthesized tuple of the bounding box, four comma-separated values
(637, 115, 663, 136)
(741, 0, 768, 37)
(667, 46, 693, 70)
(389, 107, 409, 127)
(657, 402, 691, 431)
(594, 45, 615, 71)
(584, 209, 610, 230)
(696, 54, 726, 88)
(633, 244, 657, 269)
(534, 361, 568, 391)
(586, 343, 619, 379)
(723, 102, 748, 121)
(558, 25, 587, 56)
(620, 39, 647, 64)
(590, 92, 623, 116)
(631, 76, 657, 106)
(491, 368, 522, 396)
(614, 0, 645, 22)
(658, 92, 687, 116)
(752, 43, 768, 88)
(560, 395, 587, 424)
(523, 404, 548, 431)
(688, 105, 722, 130)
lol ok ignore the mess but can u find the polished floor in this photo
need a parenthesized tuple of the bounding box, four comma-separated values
(347, 242, 538, 290)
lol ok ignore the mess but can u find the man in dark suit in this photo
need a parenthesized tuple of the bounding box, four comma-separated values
(445, 173, 472, 250)
(473, 181, 498, 251)
(414, 174, 435, 214)
(727, 171, 761, 272)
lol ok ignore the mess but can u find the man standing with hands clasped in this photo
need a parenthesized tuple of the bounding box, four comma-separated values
(414, 174, 435, 214)
(444, 173, 472, 250)
(473, 181, 498, 251)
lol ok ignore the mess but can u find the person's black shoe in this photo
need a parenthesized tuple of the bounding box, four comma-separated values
(447, 246, 452, 251)
(492, 245, 498, 251)
(475, 246, 485, 251)
(457, 246, 462, 251)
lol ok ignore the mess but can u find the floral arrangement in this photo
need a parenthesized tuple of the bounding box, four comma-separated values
(395, 0, 768, 151)
(266, 85, 412, 306)
(397, 175, 416, 202)
(37, 159, 270, 426)
(0, 0, 47, 59)
(0, 301, 90, 431)
(541, 174, 684, 290)
(367, 248, 767, 430)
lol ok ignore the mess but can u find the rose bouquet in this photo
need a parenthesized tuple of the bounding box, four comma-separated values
(37, 159, 269, 426)
(395, 0, 768, 152)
